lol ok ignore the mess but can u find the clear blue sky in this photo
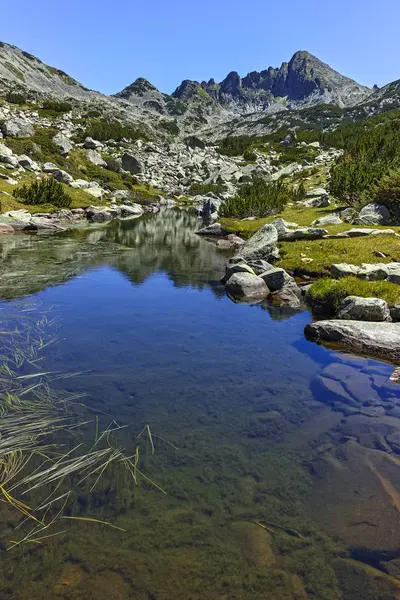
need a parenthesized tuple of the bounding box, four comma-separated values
(3, 0, 399, 94)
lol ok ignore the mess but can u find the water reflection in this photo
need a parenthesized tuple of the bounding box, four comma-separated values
(0, 210, 228, 301)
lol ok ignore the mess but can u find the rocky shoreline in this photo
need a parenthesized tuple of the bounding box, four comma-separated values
(204, 217, 400, 365)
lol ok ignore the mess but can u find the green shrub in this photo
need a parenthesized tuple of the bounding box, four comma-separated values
(74, 118, 149, 143)
(13, 178, 71, 208)
(42, 100, 72, 112)
(364, 169, 400, 219)
(6, 91, 26, 105)
(243, 149, 257, 162)
(217, 135, 253, 156)
(220, 176, 292, 218)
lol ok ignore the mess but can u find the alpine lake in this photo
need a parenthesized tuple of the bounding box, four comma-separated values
(1, 208, 400, 600)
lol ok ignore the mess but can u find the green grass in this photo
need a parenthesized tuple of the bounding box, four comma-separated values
(307, 277, 400, 308)
(279, 235, 400, 274)
(221, 203, 400, 275)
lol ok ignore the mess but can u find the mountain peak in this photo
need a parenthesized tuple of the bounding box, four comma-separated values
(115, 77, 158, 99)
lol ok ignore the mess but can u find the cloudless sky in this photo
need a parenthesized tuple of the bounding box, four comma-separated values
(2, 0, 399, 95)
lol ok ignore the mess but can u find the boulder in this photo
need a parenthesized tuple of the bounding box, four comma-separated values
(0, 143, 13, 158)
(259, 267, 294, 291)
(196, 222, 228, 236)
(354, 203, 390, 226)
(300, 196, 331, 208)
(337, 296, 391, 322)
(331, 262, 400, 282)
(118, 203, 144, 217)
(121, 153, 142, 174)
(304, 320, 400, 362)
(185, 136, 206, 149)
(86, 149, 107, 167)
(225, 272, 269, 302)
(83, 137, 103, 150)
(18, 155, 40, 171)
(2, 119, 34, 138)
(0, 153, 18, 167)
(311, 214, 343, 226)
(270, 282, 302, 308)
(4, 209, 31, 222)
(111, 190, 133, 203)
(279, 226, 328, 241)
(245, 259, 275, 275)
(52, 169, 74, 185)
(85, 206, 118, 222)
(85, 186, 104, 199)
(237, 224, 278, 261)
(221, 263, 256, 285)
(306, 187, 328, 198)
(43, 162, 59, 173)
(52, 133, 73, 156)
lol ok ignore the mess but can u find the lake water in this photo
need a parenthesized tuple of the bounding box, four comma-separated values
(1, 209, 400, 600)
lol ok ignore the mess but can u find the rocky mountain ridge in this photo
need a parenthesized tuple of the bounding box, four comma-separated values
(0, 42, 380, 141)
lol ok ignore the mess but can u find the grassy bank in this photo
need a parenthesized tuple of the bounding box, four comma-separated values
(221, 205, 400, 275)
(307, 277, 400, 309)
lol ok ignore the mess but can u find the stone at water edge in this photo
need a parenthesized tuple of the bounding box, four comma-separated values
(237, 224, 278, 261)
(304, 320, 400, 362)
(337, 296, 391, 322)
(221, 263, 256, 285)
(259, 267, 294, 292)
(225, 272, 269, 302)
(195, 222, 228, 236)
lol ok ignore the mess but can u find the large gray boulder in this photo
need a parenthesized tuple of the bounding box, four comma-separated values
(305, 320, 400, 362)
(237, 224, 278, 261)
(83, 137, 103, 150)
(52, 169, 74, 185)
(86, 149, 107, 167)
(259, 267, 294, 291)
(52, 133, 73, 156)
(121, 153, 142, 174)
(18, 155, 40, 171)
(337, 296, 391, 322)
(225, 272, 269, 302)
(354, 203, 390, 226)
(2, 119, 34, 138)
